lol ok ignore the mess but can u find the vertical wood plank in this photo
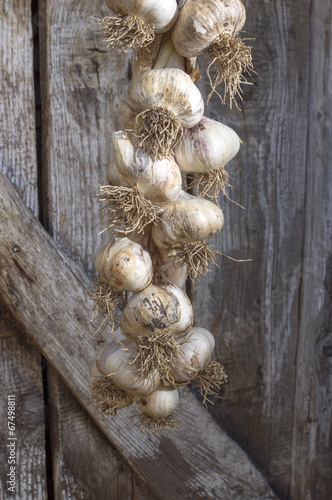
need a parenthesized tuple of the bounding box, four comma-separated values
(39, 0, 156, 497)
(0, 1, 46, 498)
(190, 1, 311, 497)
(290, 1, 332, 498)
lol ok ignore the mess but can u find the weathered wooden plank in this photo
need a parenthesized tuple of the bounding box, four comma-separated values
(0, 1, 46, 498)
(290, 1, 332, 498)
(190, 0, 311, 497)
(48, 367, 158, 500)
(0, 170, 278, 500)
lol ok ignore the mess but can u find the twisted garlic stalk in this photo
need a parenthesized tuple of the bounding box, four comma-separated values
(88, 0, 253, 433)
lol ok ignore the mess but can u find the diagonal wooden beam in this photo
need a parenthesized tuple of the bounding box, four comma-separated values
(0, 170, 278, 500)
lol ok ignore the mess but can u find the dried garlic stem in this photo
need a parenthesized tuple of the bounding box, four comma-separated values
(87, 277, 126, 336)
(137, 413, 178, 435)
(207, 33, 254, 108)
(134, 108, 183, 159)
(173, 241, 219, 280)
(97, 185, 162, 235)
(132, 332, 184, 385)
(195, 360, 228, 405)
(188, 165, 230, 205)
(90, 375, 129, 417)
(99, 15, 155, 52)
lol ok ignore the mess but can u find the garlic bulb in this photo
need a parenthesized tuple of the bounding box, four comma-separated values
(105, 0, 178, 34)
(155, 246, 187, 289)
(120, 281, 193, 339)
(136, 384, 180, 418)
(108, 131, 182, 203)
(94, 237, 153, 292)
(89, 360, 134, 410)
(172, 0, 246, 57)
(151, 191, 224, 248)
(174, 116, 240, 173)
(170, 327, 215, 383)
(97, 341, 160, 396)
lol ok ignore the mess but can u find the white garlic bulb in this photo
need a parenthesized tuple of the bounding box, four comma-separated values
(174, 116, 241, 173)
(156, 246, 187, 289)
(120, 281, 193, 339)
(97, 341, 160, 396)
(108, 131, 182, 203)
(89, 360, 134, 409)
(172, 0, 246, 57)
(151, 191, 224, 248)
(127, 68, 204, 129)
(105, 0, 178, 34)
(136, 384, 180, 418)
(170, 327, 215, 383)
(94, 237, 153, 292)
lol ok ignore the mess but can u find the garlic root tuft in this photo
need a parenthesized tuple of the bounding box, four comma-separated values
(99, 15, 155, 52)
(137, 413, 178, 435)
(188, 165, 230, 205)
(195, 360, 228, 405)
(90, 375, 131, 416)
(87, 277, 126, 336)
(172, 241, 219, 280)
(97, 185, 162, 234)
(207, 33, 254, 108)
(134, 108, 183, 159)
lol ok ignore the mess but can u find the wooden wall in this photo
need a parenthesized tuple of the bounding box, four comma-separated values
(1, 0, 331, 499)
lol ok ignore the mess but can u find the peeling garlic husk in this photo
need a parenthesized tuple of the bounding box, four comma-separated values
(174, 116, 241, 173)
(108, 131, 182, 203)
(94, 237, 153, 292)
(97, 341, 161, 396)
(89, 360, 134, 409)
(105, 0, 178, 34)
(127, 68, 204, 129)
(172, 0, 246, 57)
(136, 384, 180, 418)
(170, 327, 215, 383)
(151, 191, 224, 248)
(155, 246, 187, 289)
(120, 281, 193, 340)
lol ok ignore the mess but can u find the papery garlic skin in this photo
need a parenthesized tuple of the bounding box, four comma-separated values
(156, 246, 187, 289)
(170, 327, 215, 383)
(172, 0, 246, 57)
(94, 238, 153, 292)
(108, 131, 182, 203)
(127, 68, 204, 129)
(89, 361, 134, 408)
(120, 281, 193, 339)
(151, 191, 224, 248)
(97, 341, 160, 396)
(105, 0, 178, 33)
(136, 385, 180, 418)
(174, 117, 241, 173)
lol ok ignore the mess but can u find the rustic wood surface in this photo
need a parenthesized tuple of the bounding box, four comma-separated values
(0, 170, 278, 500)
(190, 0, 332, 499)
(0, 1, 46, 498)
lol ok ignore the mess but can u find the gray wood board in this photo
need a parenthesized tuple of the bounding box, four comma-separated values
(0, 170, 278, 500)
(0, 1, 46, 498)
(190, 0, 331, 498)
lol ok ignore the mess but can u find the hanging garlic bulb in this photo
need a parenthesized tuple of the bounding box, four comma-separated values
(101, 0, 178, 52)
(120, 281, 193, 339)
(174, 117, 240, 173)
(108, 131, 182, 204)
(155, 246, 187, 289)
(126, 68, 204, 158)
(151, 191, 224, 248)
(94, 237, 153, 292)
(136, 384, 180, 418)
(97, 341, 161, 396)
(170, 327, 215, 383)
(172, 0, 252, 105)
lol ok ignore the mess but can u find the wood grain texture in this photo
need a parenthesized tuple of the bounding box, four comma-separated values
(0, 2, 47, 498)
(190, 0, 331, 498)
(0, 170, 278, 500)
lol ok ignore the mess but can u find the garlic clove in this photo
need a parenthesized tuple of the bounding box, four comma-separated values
(120, 281, 193, 339)
(94, 237, 153, 292)
(170, 327, 215, 383)
(136, 384, 180, 418)
(174, 116, 241, 173)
